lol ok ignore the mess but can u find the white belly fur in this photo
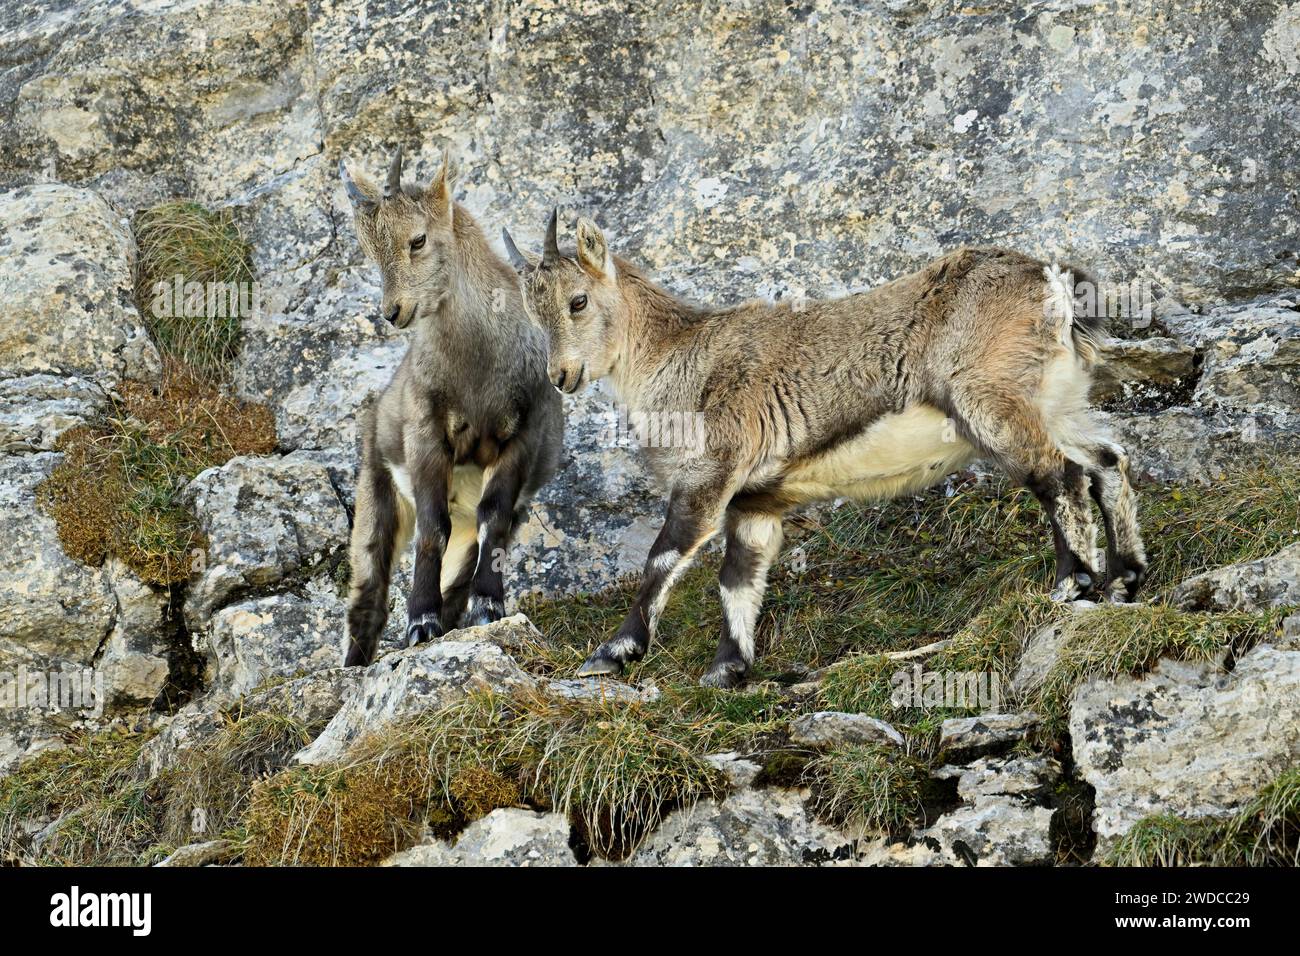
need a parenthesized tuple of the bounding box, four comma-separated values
(779, 404, 976, 503)
(388, 462, 484, 587)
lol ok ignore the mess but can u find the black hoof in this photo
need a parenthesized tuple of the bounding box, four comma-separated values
(576, 652, 624, 678)
(699, 661, 747, 689)
(406, 611, 444, 647)
(463, 595, 505, 629)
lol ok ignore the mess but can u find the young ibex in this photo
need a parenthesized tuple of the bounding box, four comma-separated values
(504, 211, 1146, 688)
(337, 151, 562, 667)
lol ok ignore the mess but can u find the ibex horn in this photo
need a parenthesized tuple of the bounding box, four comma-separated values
(384, 146, 403, 200)
(543, 206, 559, 265)
(502, 228, 530, 272)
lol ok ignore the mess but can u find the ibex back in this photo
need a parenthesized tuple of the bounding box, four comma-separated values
(338, 151, 561, 666)
(505, 211, 1145, 688)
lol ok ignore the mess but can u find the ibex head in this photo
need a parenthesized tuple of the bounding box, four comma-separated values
(502, 210, 621, 394)
(339, 147, 460, 329)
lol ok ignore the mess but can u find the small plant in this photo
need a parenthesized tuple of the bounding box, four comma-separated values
(1109, 768, 1300, 866)
(37, 367, 276, 585)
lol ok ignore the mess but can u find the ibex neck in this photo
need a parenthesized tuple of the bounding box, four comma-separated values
(609, 261, 711, 405)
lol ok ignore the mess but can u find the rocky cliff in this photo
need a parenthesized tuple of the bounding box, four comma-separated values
(0, 0, 1298, 866)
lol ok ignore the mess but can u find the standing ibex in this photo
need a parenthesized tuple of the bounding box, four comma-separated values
(337, 151, 561, 667)
(504, 211, 1146, 688)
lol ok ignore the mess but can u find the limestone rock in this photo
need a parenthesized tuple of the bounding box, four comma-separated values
(203, 578, 347, 700)
(384, 809, 577, 867)
(183, 454, 349, 629)
(0, 184, 158, 384)
(938, 712, 1038, 758)
(1171, 544, 1300, 613)
(1070, 645, 1300, 854)
(295, 636, 536, 765)
(789, 711, 906, 749)
(625, 787, 858, 867)
(0, 374, 105, 453)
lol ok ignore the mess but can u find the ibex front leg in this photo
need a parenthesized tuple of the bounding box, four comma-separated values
(578, 483, 727, 677)
(464, 440, 528, 627)
(405, 428, 453, 646)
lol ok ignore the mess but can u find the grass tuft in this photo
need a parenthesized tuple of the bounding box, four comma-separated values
(0, 730, 161, 866)
(241, 689, 730, 865)
(133, 200, 255, 377)
(804, 744, 928, 837)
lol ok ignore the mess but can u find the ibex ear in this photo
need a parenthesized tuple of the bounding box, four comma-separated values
(575, 217, 614, 280)
(338, 158, 379, 213)
(426, 147, 459, 218)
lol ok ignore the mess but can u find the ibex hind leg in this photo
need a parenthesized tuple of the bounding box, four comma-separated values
(344, 463, 413, 666)
(438, 522, 480, 631)
(1085, 441, 1147, 602)
(948, 392, 1101, 601)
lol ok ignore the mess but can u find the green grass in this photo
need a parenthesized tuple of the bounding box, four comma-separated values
(1109, 768, 1300, 866)
(134, 200, 255, 377)
(242, 689, 732, 864)
(0, 730, 161, 866)
(804, 745, 928, 838)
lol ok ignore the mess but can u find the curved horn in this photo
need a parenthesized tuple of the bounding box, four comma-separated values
(543, 206, 559, 265)
(384, 146, 403, 200)
(338, 158, 373, 208)
(501, 228, 531, 272)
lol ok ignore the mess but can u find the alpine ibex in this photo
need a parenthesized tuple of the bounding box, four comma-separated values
(337, 151, 562, 667)
(504, 211, 1146, 688)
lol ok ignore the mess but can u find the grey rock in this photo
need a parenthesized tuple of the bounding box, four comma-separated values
(203, 578, 347, 700)
(625, 787, 858, 866)
(0, 374, 105, 453)
(0, 453, 113, 670)
(384, 809, 577, 867)
(933, 754, 1060, 801)
(295, 636, 536, 765)
(0, 184, 158, 384)
(1171, 543, 1300, 613)
(789, 711, 906, 749)
(183, 454, 349, 629)
(938, 712, 1038, 757)
(543, 676, 660, 705)
(910, 796, 1054, 867)
(703, 752, 763, 789)
(154, 840, 236, 868)
(1070, 645, 1300, 854)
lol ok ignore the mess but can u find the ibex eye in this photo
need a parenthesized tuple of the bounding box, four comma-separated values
(570, 294, 588, 313)
(410, 234, 426, 251)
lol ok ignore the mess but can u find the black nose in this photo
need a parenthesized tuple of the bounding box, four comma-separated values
(552, 369, 567, 391)
(383, 306, 400, 326)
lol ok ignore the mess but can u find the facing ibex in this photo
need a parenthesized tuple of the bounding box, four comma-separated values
(504, 211, 1146, 688)
(338, 151, 561, 667)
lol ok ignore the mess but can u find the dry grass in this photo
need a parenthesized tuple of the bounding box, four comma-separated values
(804, 745, 928, 838)
(0, 730, 162, 866)
(37, 363, 276, 585)
(241, 688, 731, 864)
